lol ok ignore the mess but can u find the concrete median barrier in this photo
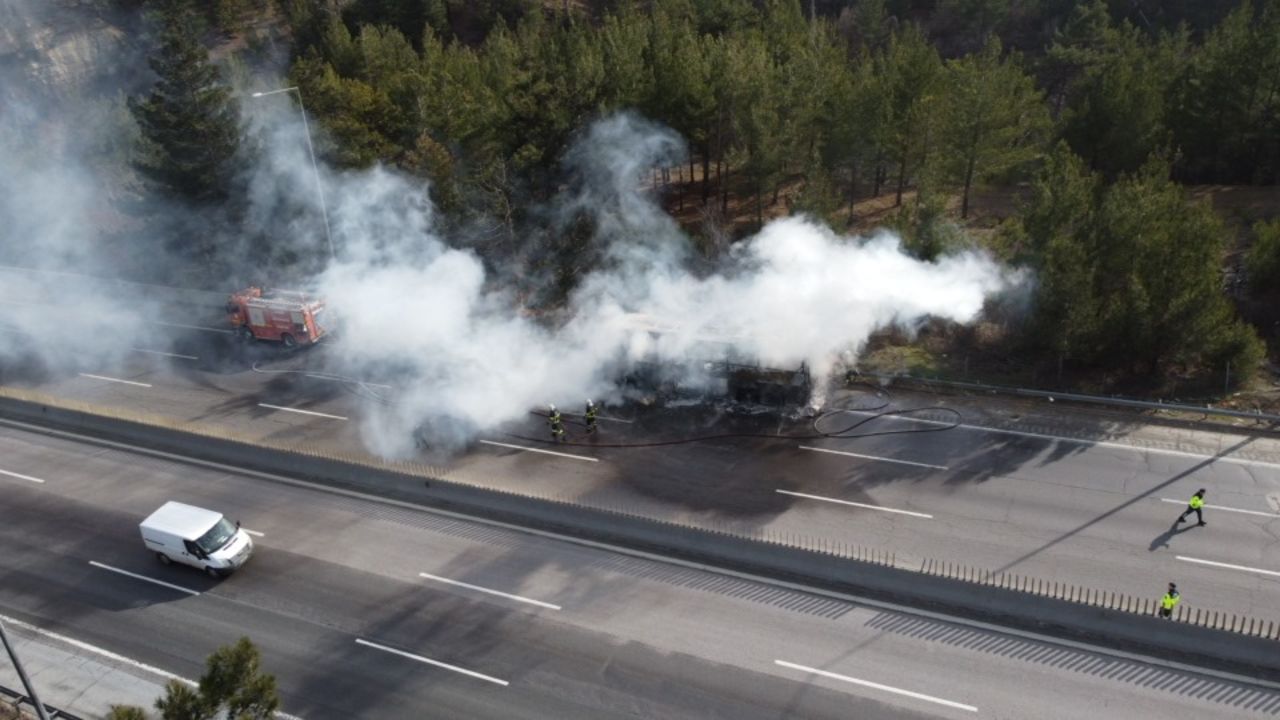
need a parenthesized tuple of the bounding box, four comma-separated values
(1, 387, 1276, 682)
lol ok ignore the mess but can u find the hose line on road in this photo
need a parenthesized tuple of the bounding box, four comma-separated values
(505, 401, 963, 449)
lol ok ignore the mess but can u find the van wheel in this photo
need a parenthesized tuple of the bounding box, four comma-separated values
(156, 553, 172, 565)
(205, 566, 222, 579)
(280, 333, 296, 349)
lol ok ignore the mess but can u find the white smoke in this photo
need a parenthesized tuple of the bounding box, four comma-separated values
(303, 114, 1017, 455)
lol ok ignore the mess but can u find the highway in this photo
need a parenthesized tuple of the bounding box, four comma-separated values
(2, 324, 1279, 627)
(2, 422, 1279, 719)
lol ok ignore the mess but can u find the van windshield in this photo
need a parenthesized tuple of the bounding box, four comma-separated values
(195, 518, 237, 555)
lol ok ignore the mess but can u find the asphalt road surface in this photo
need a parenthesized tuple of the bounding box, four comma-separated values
(2, 422, 1279, 719)
(2, 319, 1278, 626)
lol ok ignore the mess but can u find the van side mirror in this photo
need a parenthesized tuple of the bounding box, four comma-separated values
(236, 520, 241, 529)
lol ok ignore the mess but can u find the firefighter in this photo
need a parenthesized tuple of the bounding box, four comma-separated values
(584, 399, 599, 434)
(547, 404, 566, 442)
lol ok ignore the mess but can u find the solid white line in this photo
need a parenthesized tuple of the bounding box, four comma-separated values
(775, 489, 933, 519)
(478, 439, 598, 463)
(7, 416, 1279, 695)
(0, 614, 306, 720)
(243, 528, 265, 537)
(1159, 498, 1280, 519)
(835, 409, 1280, 470)
(1176, 556, 1280, 578)
(775, 660, 977, 713)
(258, 403, 348, 421)
(418, 572, 561, 610)
(304, 374, 394, 390)
(131, 348, 199, 361)
(355, 639, 508, 686)
(78, 373, 152, 388)
(88, 561, 200, 595)
(0, 468, 46, 484)
(155, 320, 233, 334)
(798, 445, 947, 470)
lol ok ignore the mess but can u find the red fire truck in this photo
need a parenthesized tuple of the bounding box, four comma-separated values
(226, 287, 327, 347)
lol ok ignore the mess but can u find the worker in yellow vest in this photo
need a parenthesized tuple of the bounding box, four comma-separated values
(1159, 582, 1181, 619)
(1177, 489, 1207, 527)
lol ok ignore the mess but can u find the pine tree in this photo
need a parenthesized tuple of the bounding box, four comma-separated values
(109, 637, 280, 720)
(129, 0, 244, 203)
(937, 38, 1049, 218)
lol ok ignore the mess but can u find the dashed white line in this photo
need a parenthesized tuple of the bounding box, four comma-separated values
(155, 321, 233, 334)
(304, 373, 394, 390)
(1158, 498, 1280, 519)
(775, 660, 977, 712)
(0, 468, 46, 484)
(478, 439, 599, 463)
(88, 561, 200, 595)
(78, 373, 152, 388)
(243, 528, 265, 537)
(257, 403, 348, 421)
(1175, 556, 1280, 578)
(775, 489, 933, 519)
(418, 572, 561, 610)
(131, 348, 199, 360)
(355, 639, 508, 686)
(798, 445, 948, 470)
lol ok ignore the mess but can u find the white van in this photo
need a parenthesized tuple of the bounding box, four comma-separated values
(140, 502, 254, 578)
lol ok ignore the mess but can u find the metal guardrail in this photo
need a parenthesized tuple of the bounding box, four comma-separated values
(854, 372, 1280, 426)
(0, 684, 84, 720)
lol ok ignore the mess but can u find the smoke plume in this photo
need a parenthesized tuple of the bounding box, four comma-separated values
(307, 114, 1016, 455)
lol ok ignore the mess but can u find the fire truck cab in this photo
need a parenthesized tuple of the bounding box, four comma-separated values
(226, 287, 326, 348)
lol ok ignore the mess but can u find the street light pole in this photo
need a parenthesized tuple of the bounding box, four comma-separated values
(0, 621, 53, 720)
(251, 86, 335, 261)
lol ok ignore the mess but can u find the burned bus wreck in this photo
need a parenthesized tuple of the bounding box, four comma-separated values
(614, 314, 811, 409)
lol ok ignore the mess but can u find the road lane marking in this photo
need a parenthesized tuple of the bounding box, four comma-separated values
(775, 489, 933, 519)
(836, 409, 1280, 470)
(243, 528, 265, 537)
(355, 639, 508, 686)
(418, 572, 561, 610)
(78, 373, 152, 388)
(88, 561, 200, 595)
(257, 403, 348, 421)
(0, 468, 46, 484)
(304, 373, 394, 390)
(155, 320, 233, 334)
(1176, 556, 1280, 578)
(131, 348, 199, 360)
(478, 439, 598, 463)
(774, 660, 977, 712)
(11, 416, 1280, 695)
(798, 445, 947, 470)
(1159, 498, 1280, 519)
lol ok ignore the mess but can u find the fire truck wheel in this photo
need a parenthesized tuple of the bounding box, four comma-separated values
(281, 333, 297, 349)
